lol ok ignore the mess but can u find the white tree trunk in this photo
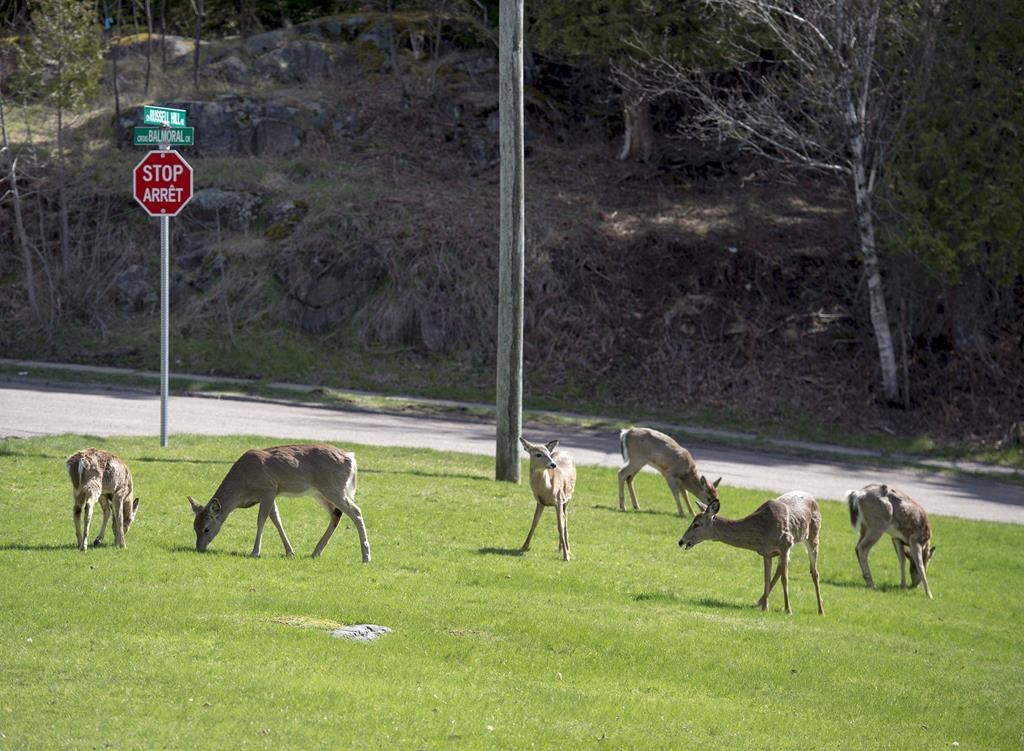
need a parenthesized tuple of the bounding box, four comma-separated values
(57, 104, 71, 277)
(851, 145, 900, 404)
(8, 159, 40, 320)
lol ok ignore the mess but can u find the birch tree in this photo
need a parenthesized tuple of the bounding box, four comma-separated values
(632, 0, 940, 404)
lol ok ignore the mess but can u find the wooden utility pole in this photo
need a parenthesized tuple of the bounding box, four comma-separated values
(495, 0, 525, 482)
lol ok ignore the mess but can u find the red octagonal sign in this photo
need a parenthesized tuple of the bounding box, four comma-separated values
(133, 150, 193, 217)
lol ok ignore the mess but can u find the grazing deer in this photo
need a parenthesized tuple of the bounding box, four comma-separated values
(65, 448, 140, 551)
(187, 444, 370, 562)
(519, 437, 576, 561)
(847, 484, 935, 598)
(618, 427, 721, 516)
(679, 491, 825, 615)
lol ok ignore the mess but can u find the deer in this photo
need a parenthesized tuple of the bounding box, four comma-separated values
(519, 437, 577, 561)
(65, 448, 140, 551)
(847, 483, 935, 598)
(618, 427, 721, 516)
(187, 444, 370, 562)
(679, 491, 825, 615)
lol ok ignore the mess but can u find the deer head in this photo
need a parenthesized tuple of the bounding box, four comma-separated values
(188, 496, 224, 552)
(520, 437, 559, 469)
(697, 475, 722, 507)
(122, 497, 141, 534)
(679, 497, 721, 549)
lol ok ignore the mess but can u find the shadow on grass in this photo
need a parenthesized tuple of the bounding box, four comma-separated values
(0, 542, 76, 552)
(477, 547, 525, 557)
(361, 468, 491, 483)
(589, 504, 686, 518)
(0, 449, 230, 466)
(688, 596, 755, 612)
(821, 577, 904, 592)
(165, 544, 257, 558)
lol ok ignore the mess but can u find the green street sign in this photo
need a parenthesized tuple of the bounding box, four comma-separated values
(133, 126, 195, 146)
(143, 105, 187, 127)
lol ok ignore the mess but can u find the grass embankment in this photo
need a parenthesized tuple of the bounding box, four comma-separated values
(1, 435, 1022, 749)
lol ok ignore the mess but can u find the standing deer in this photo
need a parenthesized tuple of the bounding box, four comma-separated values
(519, 437, 576, 561)
(679, 491, 825, 615)
(187, 444, 370, 562)
(66, 448, 140, 551)
(618, 427, 721, 516)
(847, 484, 935, 598)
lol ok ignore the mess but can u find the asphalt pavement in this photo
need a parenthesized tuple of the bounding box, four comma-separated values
(1, 379, 1021, 524)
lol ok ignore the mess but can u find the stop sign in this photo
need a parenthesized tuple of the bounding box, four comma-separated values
(133, 150, 193, 217)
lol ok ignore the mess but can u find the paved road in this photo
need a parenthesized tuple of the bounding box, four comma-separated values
(1, 381, 1021, 524)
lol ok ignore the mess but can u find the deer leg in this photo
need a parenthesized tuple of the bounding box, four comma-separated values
(522, 501, 544, 551)
(111, 496, 126, 549)
(251, 494, 276, 558)
(312, 508, 342, 558)
(908, 543, 933, 599)
(313, 488, 370, 562)
(93, 499, 111, 547)
(556, 500, 570, 561)
(563, 501, 571, 558)
(625, 474, 641, 510)
(891, 537, 909, 589)
(344, 497, 372, 561)
(268, 501, 294, 556)
(806, 539, 825, 616)
(758, 555, 773, 610)
(73, 500, 84, 550)
(619, 464, 641, 510)
(81, 500, 95, 552)
(766, 558, 784, 596)
(855, 526, 885, 588)
(780, 548, 792, 615)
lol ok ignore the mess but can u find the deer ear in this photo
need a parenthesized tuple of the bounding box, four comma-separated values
(545, 440, 559, 452)
(133, 498, 140, 512)
(699, 475, 708, 490)
(929, 546, 937, 560)
(706, 498, 720, 516)
(188, 496, 202, 514)
(695, 499, 708, 512)
(713, 477, 722, 488)
(880, 484, 889, 496)
(519, 437, 530, 451)
(208, 498, 222, 518)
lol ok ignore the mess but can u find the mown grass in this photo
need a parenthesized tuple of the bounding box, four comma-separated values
(1, 434, 1022, 749)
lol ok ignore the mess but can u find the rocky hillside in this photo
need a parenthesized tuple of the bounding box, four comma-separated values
(2, 12, 1021, 450)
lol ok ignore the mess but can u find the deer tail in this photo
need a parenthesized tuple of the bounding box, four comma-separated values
(619, 429, 629, 463)
(846, 489, 861, 532)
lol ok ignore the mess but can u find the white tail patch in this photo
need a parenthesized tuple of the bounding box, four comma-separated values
(619, 429, 630, 464)
(347, 453, 358, 498)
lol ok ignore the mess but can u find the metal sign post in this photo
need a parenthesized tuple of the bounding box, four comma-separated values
(159, 132, 170, 447)
(132, 107, 194, 447)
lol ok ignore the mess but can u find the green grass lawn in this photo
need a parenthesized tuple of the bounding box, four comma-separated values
(1, 435, 1022, 749)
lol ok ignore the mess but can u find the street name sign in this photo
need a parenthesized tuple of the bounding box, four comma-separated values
(133, 150, 193, 217)
(143, 105, 187, 127)
(133, 126, 195, 146)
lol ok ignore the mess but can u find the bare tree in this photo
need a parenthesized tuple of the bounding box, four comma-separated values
(143, 0, 152, 94)
(192, 0, 203, 89)
(631, 0, 940, 404)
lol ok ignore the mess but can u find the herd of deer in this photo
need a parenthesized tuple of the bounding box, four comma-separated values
(65, 426, 936, 615)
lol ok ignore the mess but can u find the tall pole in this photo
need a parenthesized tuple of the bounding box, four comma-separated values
(495, 0, 525, 482)
(159, 132, 170, 447)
